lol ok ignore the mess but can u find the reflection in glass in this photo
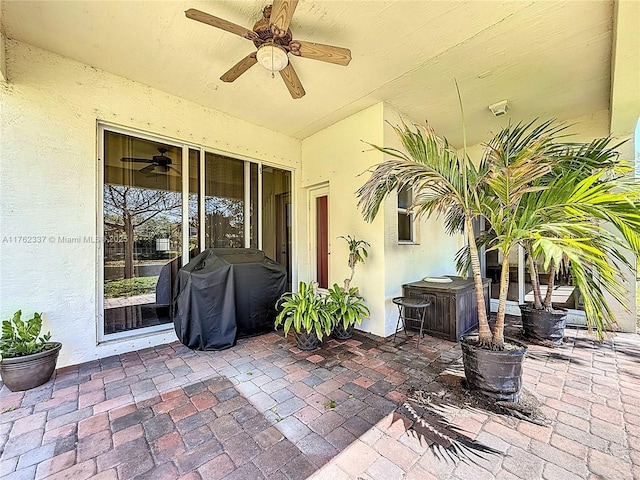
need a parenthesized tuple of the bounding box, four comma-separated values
(524, 257, 584, 311)
(103, 131, 182, 335)
(205, 153, 245, 248)
(262, 167, 292, 290)
(398, 186, 412, 209)
(189, 149, 200, 258)
(250, 163, 259, 249)
(398, 212, 412, 242)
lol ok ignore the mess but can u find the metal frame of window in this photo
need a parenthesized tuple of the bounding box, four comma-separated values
(397, 186, 416, 244)
(96, 122, 295, 343)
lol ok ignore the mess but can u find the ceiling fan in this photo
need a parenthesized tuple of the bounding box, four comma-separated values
(185, 0, 351, 99)
(120, 148, 176, 174)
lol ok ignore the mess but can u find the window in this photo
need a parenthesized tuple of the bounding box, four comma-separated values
(102, 130, 182, 336)
(99, 126, 293, 340)
(397, 186, 414, 243)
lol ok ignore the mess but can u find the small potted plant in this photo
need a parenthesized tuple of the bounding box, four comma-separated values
(358, 114, 640, 402)
(338, 235, 369, 291)
(327, 235, 370, 339)
(518, 137, 626, 344)
(326, 283, 370, 340)
(275, 281, 333, 350)
(0, 310, 62, 391)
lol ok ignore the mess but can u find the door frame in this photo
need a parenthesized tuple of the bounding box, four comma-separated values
(308, 183, 330, 290)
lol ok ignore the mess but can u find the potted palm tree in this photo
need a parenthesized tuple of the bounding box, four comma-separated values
(517, 137, 632, 344)
(275, 281, 333, 350)
(358, 110, 640, 401)
(327, 235, 370, 339)
(0, 310, 62, 391)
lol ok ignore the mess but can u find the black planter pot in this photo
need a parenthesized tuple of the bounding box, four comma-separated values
(520, 304, 567, 345)
(332, 322, 355, 340)
(294, 331, 321, 351)
(460, 335, 527, 402)
(0, 342, 62, 392)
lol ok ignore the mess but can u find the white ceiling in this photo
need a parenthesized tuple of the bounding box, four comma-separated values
(2, 0, 614, 146)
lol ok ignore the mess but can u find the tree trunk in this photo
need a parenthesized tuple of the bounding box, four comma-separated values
(465, 215, 491, 345)
(526, 250, 544, 309)
(124, 215, 135, 279)
(543, 262, 556, 310)
(343, 253, 356, 291)
(492, 257, 510, 350)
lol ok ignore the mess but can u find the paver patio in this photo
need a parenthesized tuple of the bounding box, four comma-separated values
(1, 318, 639, 480)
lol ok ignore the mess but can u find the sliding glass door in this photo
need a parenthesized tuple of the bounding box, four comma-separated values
(100, 127, 293, 339)
(102, 131, 182, 335)
(262, 167, 292, 291)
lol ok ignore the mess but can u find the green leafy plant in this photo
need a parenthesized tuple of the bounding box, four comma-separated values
(326, 283, 370, 330)
(338, 235, 369, 290)
(358, 115, 640, 348)
(104, 276, 158, 298)
(324, 399, 336, 409)
(275, 281, 333, 340)
(1, 310, 53, 359)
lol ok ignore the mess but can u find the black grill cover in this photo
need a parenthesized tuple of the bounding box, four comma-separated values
(173, 248, 286, 351)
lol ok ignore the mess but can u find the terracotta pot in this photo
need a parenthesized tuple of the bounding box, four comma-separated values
(460, 335, 527, 402)
(520, 304, 567, 345)
(0, 342, 62, 392)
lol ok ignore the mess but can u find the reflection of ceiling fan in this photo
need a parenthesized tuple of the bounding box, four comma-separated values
(185, 0, 351, 99)
(120, 148, 176, 174)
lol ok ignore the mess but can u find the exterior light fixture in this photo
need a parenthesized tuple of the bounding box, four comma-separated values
(256, 44, 288, 75)
(488, 100, 509, 116)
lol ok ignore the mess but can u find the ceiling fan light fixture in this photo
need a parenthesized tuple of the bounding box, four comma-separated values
(256, 44, 288, 72)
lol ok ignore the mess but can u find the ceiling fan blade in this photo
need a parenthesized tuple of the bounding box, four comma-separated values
(140, 164, 156, 174)
(291, 40, 351, 66)
(269, 0, 298, 38)
(220, 53, 258, 82)
(185, 8, 257, 41)
(279, 63, 305, 99)
(121, 158, 154, 163)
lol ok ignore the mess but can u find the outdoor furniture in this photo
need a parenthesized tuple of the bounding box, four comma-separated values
(403, 276, 491, 342)
(173, 248, 286, 350)
(392, 296, 433, 347)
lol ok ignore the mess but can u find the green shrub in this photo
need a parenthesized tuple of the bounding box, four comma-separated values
(1, 311, 53, 359)
(104, 276, 158, 298)
(275, 281, 333, 340)
(326, 283, 369, 330)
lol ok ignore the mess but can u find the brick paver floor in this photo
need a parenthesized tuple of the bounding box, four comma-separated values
(1, 318, 639, 479)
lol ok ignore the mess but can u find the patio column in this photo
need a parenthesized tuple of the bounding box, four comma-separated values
(607, 0, 639, 333)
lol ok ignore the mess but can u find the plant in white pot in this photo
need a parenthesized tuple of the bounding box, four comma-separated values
(357, 114, 640, 401)
(0, 310, 62, 391)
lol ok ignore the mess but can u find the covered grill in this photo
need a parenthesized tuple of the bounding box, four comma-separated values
(173, 248, 286, 350)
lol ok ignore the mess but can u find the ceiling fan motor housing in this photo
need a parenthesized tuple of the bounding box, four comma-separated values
(253, 12, 292, 48)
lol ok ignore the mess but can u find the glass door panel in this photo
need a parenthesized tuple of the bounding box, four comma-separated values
(204, 153, 245, 248)
(189, 149, 201, 259)
(262, 167, 292, 290)
(103, 131, 182, 335)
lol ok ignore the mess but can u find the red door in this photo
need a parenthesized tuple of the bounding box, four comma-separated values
(316, 196, 329, 289)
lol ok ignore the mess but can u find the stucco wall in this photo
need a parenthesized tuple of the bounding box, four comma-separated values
(299, 103, 461, 337)
(0, 41, 301, 367)
(381, 106, 462, 336)
(299, 103, 387, 336)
